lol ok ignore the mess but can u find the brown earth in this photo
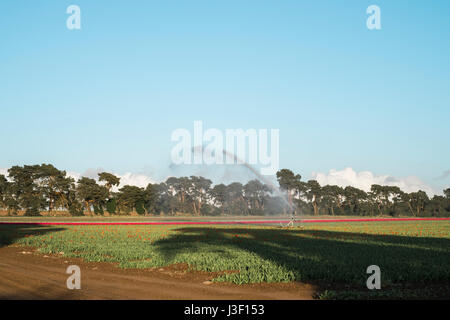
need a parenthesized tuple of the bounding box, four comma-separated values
(0, 245, 316, 300)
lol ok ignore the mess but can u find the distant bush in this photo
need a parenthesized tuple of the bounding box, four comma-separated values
(24, 207, 41, 217)
(135, 201, 145, 215)
(106, 199, 117, 215)
(93, 204, 104, 215)
(69, 204, 84, 216)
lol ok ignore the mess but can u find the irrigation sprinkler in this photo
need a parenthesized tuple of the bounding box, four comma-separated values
(279, 211, 300, 228)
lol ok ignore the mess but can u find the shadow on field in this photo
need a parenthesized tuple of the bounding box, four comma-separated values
(152, 227, 450, 294)
(0, 284, 73, 300)
(0, 224, 65, 248)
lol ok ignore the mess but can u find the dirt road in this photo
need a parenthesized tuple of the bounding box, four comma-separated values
(0, 245, 316, 300)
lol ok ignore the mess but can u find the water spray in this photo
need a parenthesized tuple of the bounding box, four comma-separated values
(188, 145, 301, 228)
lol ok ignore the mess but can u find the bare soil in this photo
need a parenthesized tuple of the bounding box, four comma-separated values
(0, 245, 316, 300)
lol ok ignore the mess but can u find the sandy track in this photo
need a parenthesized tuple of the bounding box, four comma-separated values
(0, 246, 315, 300)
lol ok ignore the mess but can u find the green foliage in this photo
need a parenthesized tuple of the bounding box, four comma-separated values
(77, 177, 108, 214)
(135, 200, 145, 215)
(117, 185, 146, 214)
(276, 169, 302, 210)
(23, 207, 42, 216)
(444, 188, 450, 199)
(93, 204, 104, 215)
(98, 172, 120, 192)
(106, 198, 117, 214)
(7, 221, 450, 299)
(7, 165, 46, 214)
(1, 164, 449, 217)
(68, 203, 84, 216)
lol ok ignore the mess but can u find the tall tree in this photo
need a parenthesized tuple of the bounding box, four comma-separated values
(244, 180, 269, 215)
(166, 176, 191, 213)
(35, 164, 76, 214)
(0, 174, 8, 209)
(141, 183, 156, 214)
(211, 184, 227, 215)
(386, 186, 403, 216)
(8, 165, 45, 216)
(276, 169, 302, 211)
(429, 195, 446, 216)
(370, 184, 390, 215)
(305, 180, 322, 215)
(98, 172, 121, 214)
(405, 191, 429, 217)
(117, 185, 147, 215)
(152, 182, 178, 215)
(444, 188, 450, 199)
(225, 182, 247, 215)
(98, 172, 120, 195)
(189, 176, 212, 215)
(76, 177, 108, 215)
(321, 185, 344, 215)
(0, 174, 19, 215)
(344, 186, 368, 215)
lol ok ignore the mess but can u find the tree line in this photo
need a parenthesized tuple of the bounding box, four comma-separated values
(0, 164, 449, 217)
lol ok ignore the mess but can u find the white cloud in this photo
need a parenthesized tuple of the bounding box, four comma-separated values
(311, 167, 436, 196)
(0, 167, 8, 177)
(66, 171, 82, 182)
(75, 169, 156, 190)
(114, 172, 155, 190)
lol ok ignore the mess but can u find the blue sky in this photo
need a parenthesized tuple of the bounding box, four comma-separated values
(0, 1, 449, 194)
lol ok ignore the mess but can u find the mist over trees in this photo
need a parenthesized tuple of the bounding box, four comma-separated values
(0, 165, 449, 217)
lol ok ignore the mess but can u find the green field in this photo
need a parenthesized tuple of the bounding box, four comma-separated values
(1, 220, 449, 299)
